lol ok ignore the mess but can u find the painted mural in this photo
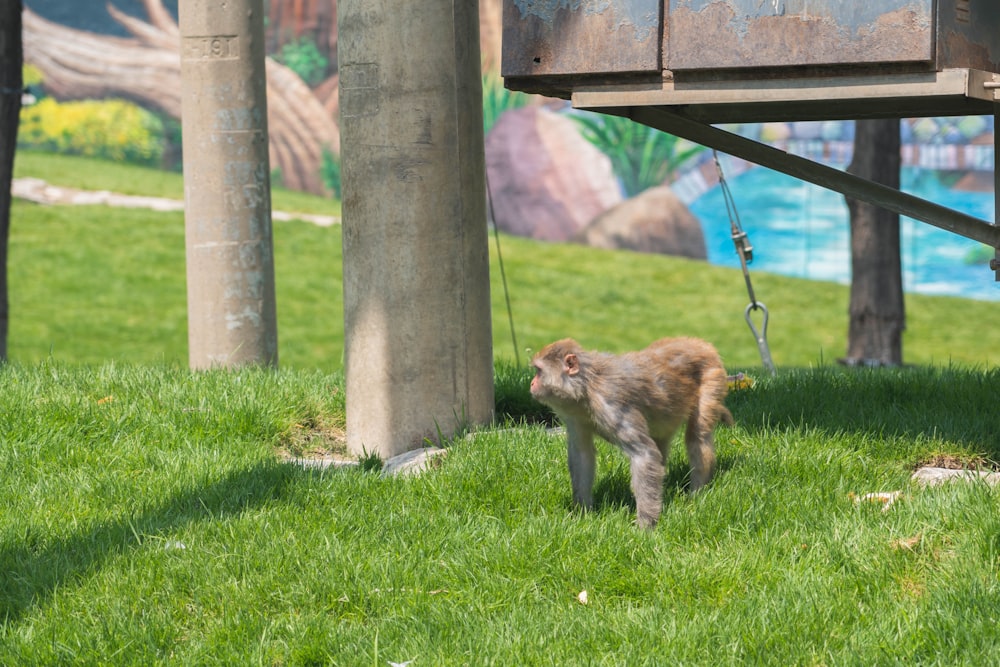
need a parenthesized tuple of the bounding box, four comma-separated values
(16, 0, 1000, 301)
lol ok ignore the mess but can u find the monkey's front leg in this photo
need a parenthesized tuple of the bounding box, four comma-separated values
(565, 420, 596, 511)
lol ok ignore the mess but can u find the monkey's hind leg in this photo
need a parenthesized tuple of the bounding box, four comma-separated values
(684, 367, 728, 492)
(684, 424, 716, 492)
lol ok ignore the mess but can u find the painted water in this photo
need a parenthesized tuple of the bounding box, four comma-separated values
(689, 166, 1000, 302)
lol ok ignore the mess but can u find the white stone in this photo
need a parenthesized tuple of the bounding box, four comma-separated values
(911, 466, 1000, 487)
(381, 447, 448, 478)
(285, 456, 358, 471)
(11, 177, 340, 226)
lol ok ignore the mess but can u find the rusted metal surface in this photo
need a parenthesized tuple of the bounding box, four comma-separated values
(937, 0, 1000, 72)
(502, 0, 1000, 86)
(667, 0, 933, 70)
(501, 0, 661, 78)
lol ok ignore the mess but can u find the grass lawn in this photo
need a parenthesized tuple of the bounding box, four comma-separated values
(1, 363, 998, 664)
(4, 152, 1000, 663)
(7, 150, 1000, 370)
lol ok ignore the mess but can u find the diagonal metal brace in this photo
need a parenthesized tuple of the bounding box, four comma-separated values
(618, 105, 1000, 256)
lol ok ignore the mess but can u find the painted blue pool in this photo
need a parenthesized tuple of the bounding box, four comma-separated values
(689, 166, 1000, 302)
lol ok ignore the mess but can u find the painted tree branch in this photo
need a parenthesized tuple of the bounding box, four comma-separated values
(22, 2, 339, 194)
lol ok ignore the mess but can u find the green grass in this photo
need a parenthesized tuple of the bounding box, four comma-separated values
(8, 199, 344, 370)
(7, 154, 1000, 370)
(493, 236, 1000, 369)
(4, 152, 1000, 662)
(1, 363, 999, 664)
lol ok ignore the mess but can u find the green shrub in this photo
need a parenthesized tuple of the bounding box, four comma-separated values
(275, 37, 328, 86)
(573, 111, 704, 197)
(18, 97, 165, 166)
(271, 165, 284, 188)
(482, 72, 534, 134)
(160, 115, 184, 172)
(22, 64, 43, 89)
(320, 148, 341, 199)
(965, 244, 995, 265)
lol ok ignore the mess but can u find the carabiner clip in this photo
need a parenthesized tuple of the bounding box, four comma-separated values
(745, 302, 776, 376)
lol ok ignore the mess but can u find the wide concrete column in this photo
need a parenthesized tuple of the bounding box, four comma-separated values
(179, 0, 278, 368)
(339, 0, 495, 457)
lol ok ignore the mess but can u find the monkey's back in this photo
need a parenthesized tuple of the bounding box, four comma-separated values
(611, 337, 726, 423)
(641, 337, 726, 374)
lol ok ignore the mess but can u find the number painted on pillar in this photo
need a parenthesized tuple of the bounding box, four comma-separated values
(183, 36, 240, 61)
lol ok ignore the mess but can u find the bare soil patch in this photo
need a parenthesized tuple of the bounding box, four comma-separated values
(276, 417, 353, 464)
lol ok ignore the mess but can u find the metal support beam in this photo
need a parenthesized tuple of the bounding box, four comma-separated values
(617, 106, 1000, 252)
(571, 69, 997, 124)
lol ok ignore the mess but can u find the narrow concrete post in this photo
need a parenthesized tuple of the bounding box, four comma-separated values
(339, 0, 495, 458)
(179, 0, 278, 368)
(994, 105, 1000, 281)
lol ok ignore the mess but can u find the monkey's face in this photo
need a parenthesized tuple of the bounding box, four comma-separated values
(529, 351, 563, 402)
(529, 361, 548, 399)
(530, 339, 586, 409)
(529, 351, 581, 406)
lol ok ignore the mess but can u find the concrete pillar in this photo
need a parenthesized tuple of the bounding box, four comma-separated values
(179, 0, 278, 368)
(339, 0, 495, 457)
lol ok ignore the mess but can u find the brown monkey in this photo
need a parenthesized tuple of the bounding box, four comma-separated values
(530, 337, 733, 529)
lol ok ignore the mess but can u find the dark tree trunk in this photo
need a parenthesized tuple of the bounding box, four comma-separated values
(843, 119, 905, 367)
(0, 0, 23, 361)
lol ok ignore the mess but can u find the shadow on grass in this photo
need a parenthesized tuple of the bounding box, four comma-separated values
(726, 366, 1000, 460)
(0, 462, 294, 627)
(588, 455, 738, 516)
(593, 471, 635, 516)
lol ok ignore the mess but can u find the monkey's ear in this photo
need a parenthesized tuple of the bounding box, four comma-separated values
(563, 353, 580, 376)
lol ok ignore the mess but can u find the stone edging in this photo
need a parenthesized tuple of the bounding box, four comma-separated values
(12, 177, 341, 227)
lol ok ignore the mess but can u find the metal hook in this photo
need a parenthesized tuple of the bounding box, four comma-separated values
(744, 302, 776, 376)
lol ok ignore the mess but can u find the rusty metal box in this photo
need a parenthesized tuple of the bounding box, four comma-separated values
(503, 0, 1000, 86)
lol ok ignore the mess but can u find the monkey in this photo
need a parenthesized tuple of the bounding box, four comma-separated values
(529, 337, 734, 529)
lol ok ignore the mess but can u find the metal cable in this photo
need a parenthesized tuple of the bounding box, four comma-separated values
(712, 151, 776, 375)
(485, 168, 521, 367)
